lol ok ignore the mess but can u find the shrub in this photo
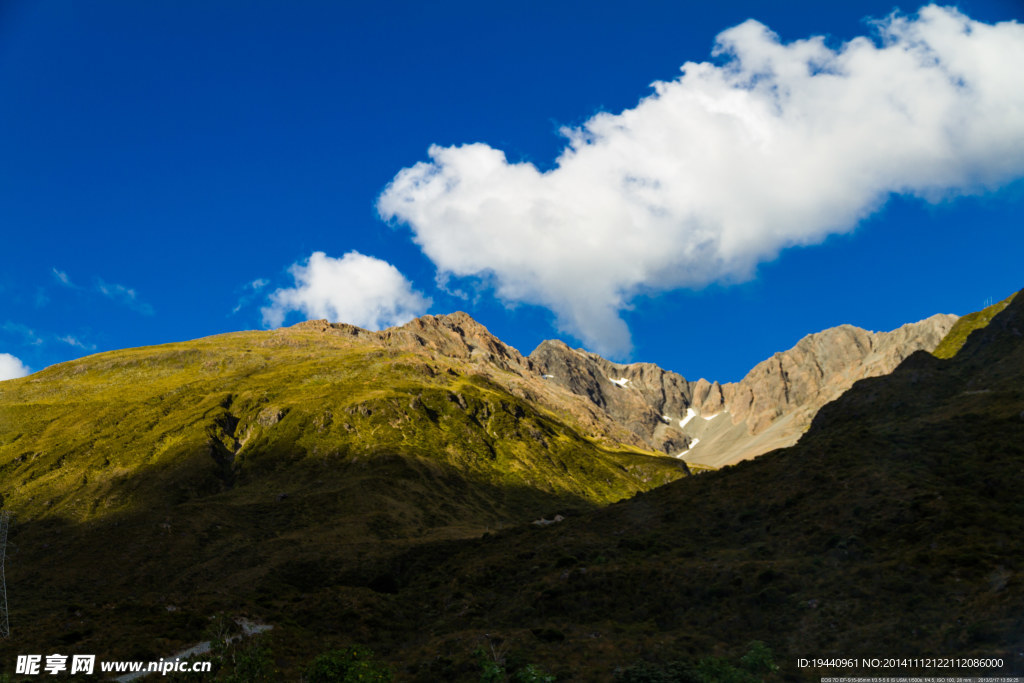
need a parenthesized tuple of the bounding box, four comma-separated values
(304, 646, 393, 682)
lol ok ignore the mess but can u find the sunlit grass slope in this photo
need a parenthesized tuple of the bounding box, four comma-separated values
(0, 319, 686, 666)
(932, 291, 1017, 359)
(0, 324, 684, 521)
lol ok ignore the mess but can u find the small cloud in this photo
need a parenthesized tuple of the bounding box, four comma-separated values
(2, 322, 43, 346)
(230, 278, 272, 315)
(0, 353, 29, 381)
(57, 335, 96, 352)
(434, 272, 471, 301)
(52, 267, 76, 288)
(96, 279, 154, 315)
(261, 251, 431, 330)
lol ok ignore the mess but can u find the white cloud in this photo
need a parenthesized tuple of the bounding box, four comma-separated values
(261, 251, 431, 330)
(0, 353, 29, 381)
(379, 5, 1024, 357)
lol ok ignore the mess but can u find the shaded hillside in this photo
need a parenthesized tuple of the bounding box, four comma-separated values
(0, 314, 686, 668)
(339, 291, 1023, 680)
(531, 314, 956, 467)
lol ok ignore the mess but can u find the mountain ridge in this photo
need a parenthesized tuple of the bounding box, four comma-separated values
(529, 313, 957, 467)
(0, 299, 997, 679)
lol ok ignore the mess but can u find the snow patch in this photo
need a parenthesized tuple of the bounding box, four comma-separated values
(541, 374, 555, 379)
(679, 407, 697, 428)
(608, 377, 630, 387)
(702, 413, 719, 421)
(661, 415, 671, 424)
(674, 437, 701, 459)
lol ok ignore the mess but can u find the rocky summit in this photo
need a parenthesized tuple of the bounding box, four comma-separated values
(531, 314, 957, 467)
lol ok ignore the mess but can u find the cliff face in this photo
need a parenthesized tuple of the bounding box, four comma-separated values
(713, 314, 959, 434)
(529, 340, 695, 454)
(529, 313, 958, 467)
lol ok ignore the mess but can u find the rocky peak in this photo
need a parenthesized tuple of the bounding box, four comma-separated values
(715, 313, 958, 435)
(530, 340, 694, 455)
(288, 313, 531, 374)
(388, 312, 525, 368)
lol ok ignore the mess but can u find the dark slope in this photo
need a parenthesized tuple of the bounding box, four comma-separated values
(352, 292, 1024, 680)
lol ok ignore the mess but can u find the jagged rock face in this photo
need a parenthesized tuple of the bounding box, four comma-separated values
(530, 340, 694, 454)
(714, 314, 959, 435)
(529, 313, 958, 464)
(378, 291, 1024, 678)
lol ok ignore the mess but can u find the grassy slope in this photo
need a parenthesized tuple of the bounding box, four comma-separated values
(328, 293, 1024, 681)
(932, 292, 1016, 359)
(0, 324, 686, 666)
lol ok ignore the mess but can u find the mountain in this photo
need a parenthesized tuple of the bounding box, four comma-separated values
(0, 313, 687, 666)
(332, 289, 1024, 679)
(531, 314, 957, 467)
(0, 298, 995, 680)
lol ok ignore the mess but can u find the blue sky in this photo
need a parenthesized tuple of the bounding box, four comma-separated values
(2, 0, 1022, 384)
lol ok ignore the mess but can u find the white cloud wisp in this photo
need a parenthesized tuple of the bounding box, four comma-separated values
(262, 251, 431, 330)
(379, 5, 1024, 357)
(0, 353, 29, 381)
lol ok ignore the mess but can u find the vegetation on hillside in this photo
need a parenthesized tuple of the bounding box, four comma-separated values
(932, 292, 1016, 359)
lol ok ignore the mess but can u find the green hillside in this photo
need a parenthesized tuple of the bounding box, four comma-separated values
(0, 319, 686, 670)
(932, 292, 1016, 359)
